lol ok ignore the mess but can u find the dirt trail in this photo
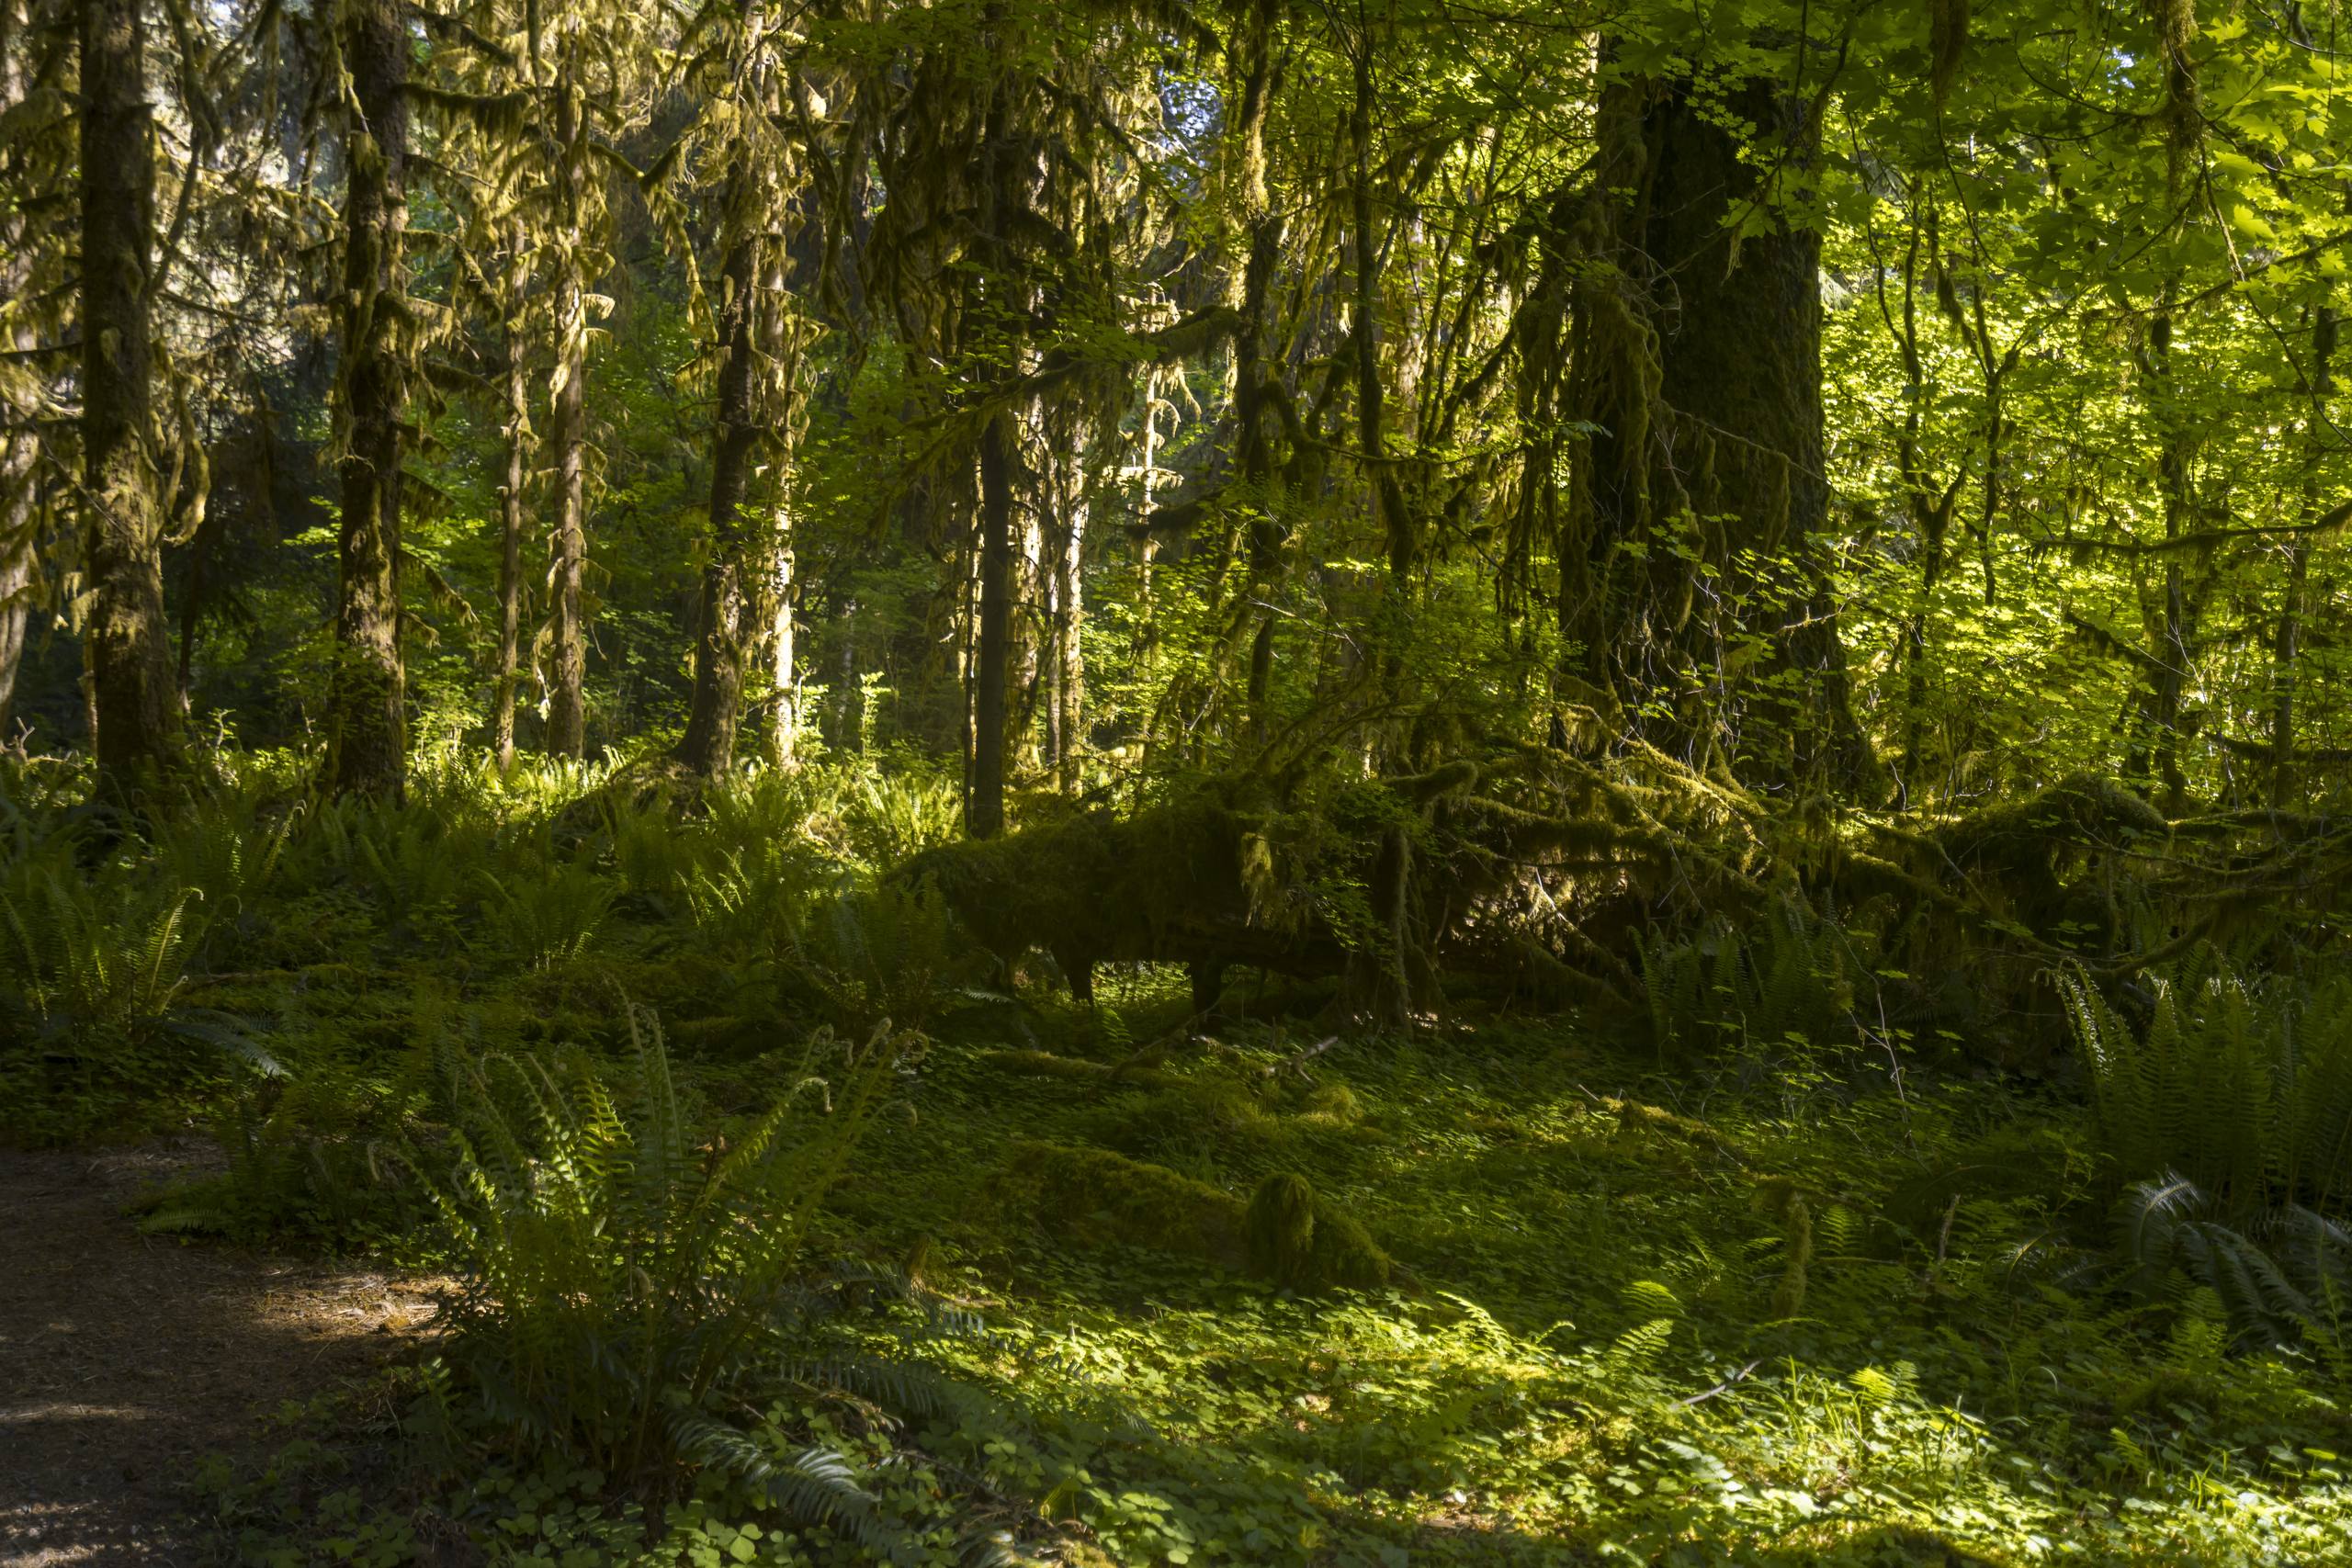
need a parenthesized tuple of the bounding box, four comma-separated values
(0, 1142, 435, 1565)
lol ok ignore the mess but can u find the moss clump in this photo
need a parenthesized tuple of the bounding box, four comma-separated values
(995, 1145, 1390, 1292)
(1084, 1079, 1290, 1166)
(1245, 1173, 1317, 1287)
(996, 1141, 1246, 1269)
(978, 1048, 1187, 1094)
(1243, 1171, 1392, 1293)
(1297, 1083, 1364, 1126)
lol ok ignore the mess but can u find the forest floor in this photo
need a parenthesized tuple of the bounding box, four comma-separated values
(0, 1142, 438, 1566)
(11, 997, 2352, 1565)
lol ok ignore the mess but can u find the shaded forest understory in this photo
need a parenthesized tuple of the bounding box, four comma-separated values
(7, 0, 2352, 1561)
(3, 752, 2350, 1565)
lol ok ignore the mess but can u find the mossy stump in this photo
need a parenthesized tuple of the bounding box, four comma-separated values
(1244, 1171, 1391, 1292)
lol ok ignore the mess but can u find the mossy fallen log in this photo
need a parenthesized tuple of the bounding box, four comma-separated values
(995, 1141, 1391, 1292)
(899, 787, 1345, 1012)
(977, 1047, 1189, 1094)
(996, 1140, 1248, 1269)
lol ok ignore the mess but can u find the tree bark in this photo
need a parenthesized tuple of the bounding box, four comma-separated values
(1048, 422, 1084, 793)
(679, 164, 762, 778)
(969, 407, 1014, 837)
(327, 0, 410, 796)
(1569, 62, 1870, 791)
(966, 43, 1020, 839)
(492, 226, 529, 771)
(0, 0, 34, 737)
(1230, 0, 1281, 738)
(545, 71, 590, 759)
(763, 537, 797, 766)
(78, 0, 178, 798)
(2271, 302, 2335, 808)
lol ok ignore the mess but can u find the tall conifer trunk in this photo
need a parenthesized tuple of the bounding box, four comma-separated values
(328, 0, 411, 796)
(966, 46, 1018, 839)
(492, 224, 529, 771)
(546, 68, 589, 758)
(969, 407, 1014, 837)
(680, 164, 762, 778)
(78, 0, 177, 797)
(1569, 62, 1869, 789)
(0, 0, 33, 736)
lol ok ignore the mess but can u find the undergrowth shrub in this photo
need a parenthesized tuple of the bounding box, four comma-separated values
(477, 856, 616, 972)
(0, 871, 274, 1135)
(786, 883, 966, 1032)
(2064, 953, 2352, 1340)
(413, 1008, 1001, 1553)
(137, 1058, 433, 1246)
(832, 754, 962, 865)
(1636, 893, 1868, 1059)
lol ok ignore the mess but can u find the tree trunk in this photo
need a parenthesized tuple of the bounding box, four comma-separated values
(966, 49, 1020, 839)
(327, 0, 410, 796)
(763, 537, 797, 766)
(175, 504, 217, 696)
(679, 164, 762, 779)
(2141, 15, 2199, 817)
(2272, 302, 2335, 808)
(78, 0, 177, 798)
(492, 228, 528, 771)
(969, 408, 1014, 837)
(545, 74, 590, 759)
(1568, 62, 1869, 790)
(0, 0, 33, 738)
(1049, 424, 1084, 793)
(1011, 446, 1045, 772)
(1229, 0, 1281, 738)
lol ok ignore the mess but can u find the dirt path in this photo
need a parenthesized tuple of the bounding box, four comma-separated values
(0, 1142, 437, 1565)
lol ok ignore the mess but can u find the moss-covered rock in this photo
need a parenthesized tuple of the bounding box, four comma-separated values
(1082, 1079, 1291, 1167)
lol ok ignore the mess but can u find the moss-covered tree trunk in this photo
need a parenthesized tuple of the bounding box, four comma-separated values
(545, 64, 590, 759)
(327, 0, 410, 796)
(0, 435, 27, 734)
(1047, 417, 1085, 793)
(492, 222, 529, 772)
(966, 49, 1020, 840)
(0, 0, 33, 737)
(2271, 301, 2335, 807)
(1568, 64, 1869, 790)
(2136, 2, 2199, 817)
(1228, 0, 1281, 738)
(0, 235, 27, 730)
(77, 0, 178, 797)
(763, 535, 797, 766)
(679, 164, 763, 779)
(969, 406, 1015, 837)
